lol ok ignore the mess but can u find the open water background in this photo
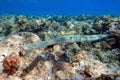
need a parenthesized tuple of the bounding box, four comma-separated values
(0, 0, 120, 16)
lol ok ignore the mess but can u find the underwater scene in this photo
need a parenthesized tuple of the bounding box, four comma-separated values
(0, 0, 120, 80)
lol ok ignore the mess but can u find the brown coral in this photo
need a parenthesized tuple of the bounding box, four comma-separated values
(3, 53, 20, 75)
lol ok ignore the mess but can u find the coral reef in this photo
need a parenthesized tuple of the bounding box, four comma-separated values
(0, 14, 120, 79)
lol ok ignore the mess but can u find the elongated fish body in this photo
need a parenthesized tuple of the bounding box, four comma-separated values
(23, 34, 109, 50)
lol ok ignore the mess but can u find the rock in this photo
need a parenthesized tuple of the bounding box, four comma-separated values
(0, 32, 43, 79)
(72, 50, 113, 78)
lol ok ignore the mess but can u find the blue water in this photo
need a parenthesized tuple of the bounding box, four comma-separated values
(0, 0, 120, 16)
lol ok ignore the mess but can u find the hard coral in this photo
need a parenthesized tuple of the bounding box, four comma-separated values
(3, 53, 20, 75)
